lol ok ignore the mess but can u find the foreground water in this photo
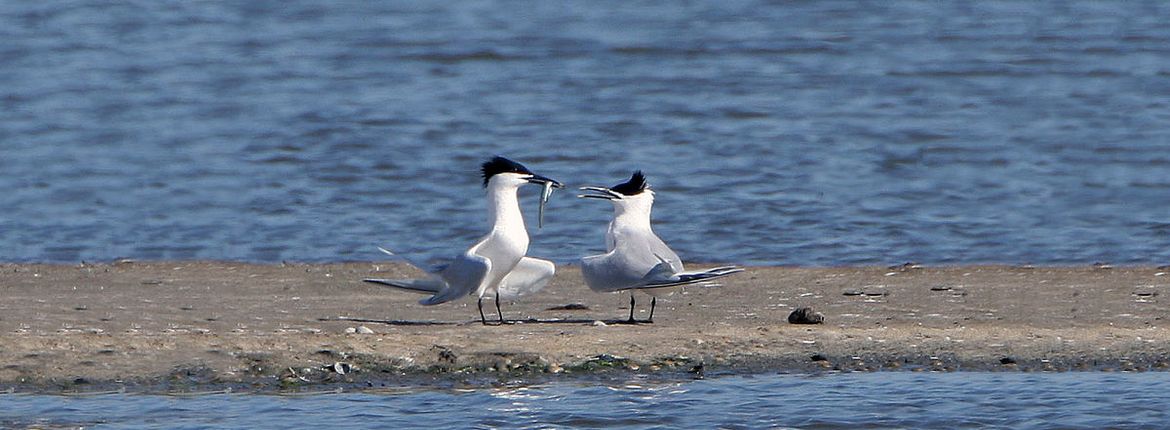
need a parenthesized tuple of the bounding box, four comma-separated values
(1, 373, 1166, 429)
(4, 1, 1170, 266)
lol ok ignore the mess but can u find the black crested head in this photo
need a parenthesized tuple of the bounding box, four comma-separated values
(481, 156, 534, 187)
(610, 170, 648, 196)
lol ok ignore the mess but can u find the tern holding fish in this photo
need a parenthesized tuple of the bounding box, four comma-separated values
(364, 156, 563, 325)
(579, 171, 743, 323)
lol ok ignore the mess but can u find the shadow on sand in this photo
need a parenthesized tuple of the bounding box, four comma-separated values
(318, 316, 651, 326)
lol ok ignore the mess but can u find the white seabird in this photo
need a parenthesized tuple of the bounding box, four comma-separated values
(579, 171, 743, 323)
(364, 156, 562, 325)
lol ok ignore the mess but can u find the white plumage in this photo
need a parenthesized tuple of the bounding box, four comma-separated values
(364, 157, 561, 324)
(579, 171, 743, 323)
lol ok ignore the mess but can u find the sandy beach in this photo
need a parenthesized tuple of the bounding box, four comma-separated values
(1, 261, 1167, 391)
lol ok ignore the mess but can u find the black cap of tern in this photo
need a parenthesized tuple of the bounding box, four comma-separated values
(481, 156, 563, 188)
(578, 170, 647, 200)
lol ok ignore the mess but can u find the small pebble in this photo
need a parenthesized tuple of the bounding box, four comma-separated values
(356, 326, 375, 334)
(591, 320, 607, 327)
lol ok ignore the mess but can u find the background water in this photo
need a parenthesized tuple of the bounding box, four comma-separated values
(2, 373, 1168, 429)
(3, 1, 1170, 265)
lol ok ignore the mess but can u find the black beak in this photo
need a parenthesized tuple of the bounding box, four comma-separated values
(577, 186, 621, 200)
(526, 174, 563, 188)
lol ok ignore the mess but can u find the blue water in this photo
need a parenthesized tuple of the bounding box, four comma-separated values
(2, 373, 1167, 429)
(3, 1, 1170, 266)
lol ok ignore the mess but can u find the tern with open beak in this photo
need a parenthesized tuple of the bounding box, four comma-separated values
(364, 156, 563, 325)
(579, 171, 743, 323)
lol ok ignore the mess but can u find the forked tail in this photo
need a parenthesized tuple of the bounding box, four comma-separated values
(638, 266, 745, 289)
(362, 278, 443, 294)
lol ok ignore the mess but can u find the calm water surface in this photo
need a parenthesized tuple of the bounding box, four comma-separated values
(2, 373, 1168, 429)
(3, 1, 1170, 265)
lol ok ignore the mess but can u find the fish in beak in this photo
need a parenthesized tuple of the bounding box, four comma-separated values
(527, 174, 563, 228)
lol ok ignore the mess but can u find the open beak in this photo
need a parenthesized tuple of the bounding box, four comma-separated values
(525, 174, 563, 189)
(577, 186, 622, 200)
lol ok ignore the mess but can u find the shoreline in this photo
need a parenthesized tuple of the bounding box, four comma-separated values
(1, 262, 1168, 392)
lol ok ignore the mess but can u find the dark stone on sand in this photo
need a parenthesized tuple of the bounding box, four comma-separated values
(788, 307, 825, 325)
(810, 354, 829, 362)
(1000, 357, 1017, 365)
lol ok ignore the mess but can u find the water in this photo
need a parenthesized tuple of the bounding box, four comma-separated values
(1, 373, 1167, 429)
(3, 1, 1170, 265)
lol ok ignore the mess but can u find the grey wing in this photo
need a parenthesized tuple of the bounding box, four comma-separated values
(363, 277, 444, 294)
(421, 250, 490, 305)
(583, 230, 684, 293)
(643, 235, 683, 273)
(600, 237, 741, 291)
(639, 266, 745, 289)
(493, 257, 555, 300)
(581, 249, 649, 293)
(376, 246, 451, 274)
(364, 247, 448, 293)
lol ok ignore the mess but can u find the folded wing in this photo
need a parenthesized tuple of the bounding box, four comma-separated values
(422, 250, 490, 305)
(637, 265, 744, 289)
(363, 247, 491, 306)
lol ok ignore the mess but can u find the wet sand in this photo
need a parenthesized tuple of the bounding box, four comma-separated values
(1, 262, 1168, 391)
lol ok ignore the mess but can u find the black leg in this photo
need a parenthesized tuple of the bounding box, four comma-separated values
(627, 294, 636, 324)
(646, 297, 656, 323)
(495, 294, 505, 324)
(478, 297, 487, 325)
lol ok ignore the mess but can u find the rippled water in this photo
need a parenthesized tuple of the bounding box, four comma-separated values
(3, 1, 1170, 265)
(2, 373, 1167, 429)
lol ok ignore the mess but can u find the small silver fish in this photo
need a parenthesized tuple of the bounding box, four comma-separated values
(538, 180, 555, 228)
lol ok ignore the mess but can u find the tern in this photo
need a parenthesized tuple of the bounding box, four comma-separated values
(579, 171, 743, 323)
(364, 156, 563, 325)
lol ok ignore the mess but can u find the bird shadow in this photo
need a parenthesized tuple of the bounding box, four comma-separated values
(318, 317, 457, 326)
(318, 316, 651, 326)
(513, 318, 651, 325)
